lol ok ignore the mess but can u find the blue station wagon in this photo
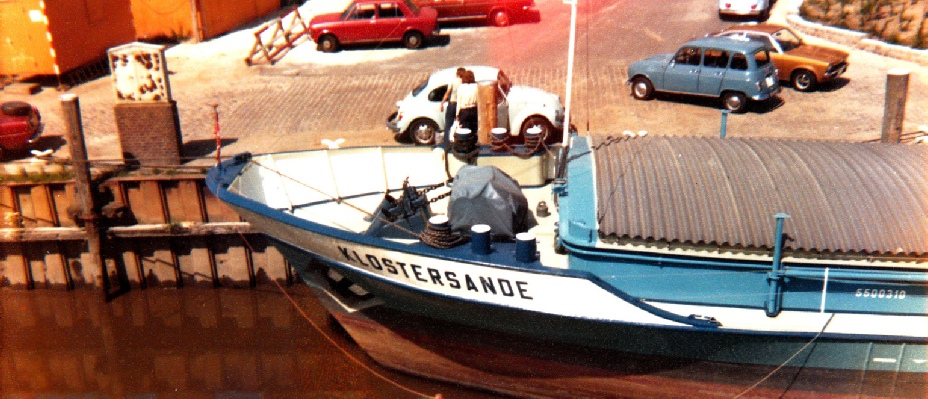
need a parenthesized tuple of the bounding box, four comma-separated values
(627, 36, 780, 113)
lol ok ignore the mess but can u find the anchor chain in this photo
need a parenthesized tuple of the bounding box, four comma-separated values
(417, 180, 453, 204)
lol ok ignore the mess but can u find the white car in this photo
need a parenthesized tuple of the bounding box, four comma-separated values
(718, 0, 770, 18)
(387, 65, 565, 145)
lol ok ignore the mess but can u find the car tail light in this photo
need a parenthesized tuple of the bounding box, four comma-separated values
(751, 5, 757, 9)
(725, 3, 731, 8)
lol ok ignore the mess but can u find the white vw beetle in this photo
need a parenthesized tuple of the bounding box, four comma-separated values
(387, 65, 565, 145)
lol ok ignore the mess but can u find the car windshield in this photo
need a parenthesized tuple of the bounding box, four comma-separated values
(752, 48, 771, 67)
(772, 28, 802, 51)
(411, 77, 429, 97)
(404, 0, 419, 13)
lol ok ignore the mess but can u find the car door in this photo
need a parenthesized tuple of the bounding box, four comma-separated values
(721, 52, 751, 91)
(421, 0, 465, 18)
(662, 46, 701, 94)
(697, 48, 730, 95)
(460, 0, 490, 18)
(373, 3, 405, 41)
(425, 84, 448, 129)
(341, 3, 377, 42)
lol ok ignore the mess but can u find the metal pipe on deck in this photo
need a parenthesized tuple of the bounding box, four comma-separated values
(765, 213, 790, 317)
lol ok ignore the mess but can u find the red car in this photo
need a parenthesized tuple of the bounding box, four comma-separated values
(414, 0, 536, 27)
(0, 101, 42, 155)
(309, 0, 439, 53)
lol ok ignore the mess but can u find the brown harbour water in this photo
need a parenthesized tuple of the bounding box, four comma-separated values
(0, 285, 504, 398)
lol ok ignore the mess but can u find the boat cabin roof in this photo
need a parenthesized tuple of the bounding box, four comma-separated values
(590, 135, 928, 258)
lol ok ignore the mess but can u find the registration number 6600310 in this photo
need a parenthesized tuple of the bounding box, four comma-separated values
(856, 288, 906, 299)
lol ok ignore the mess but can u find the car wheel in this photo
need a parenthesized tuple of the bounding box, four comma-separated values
(631, 77, 654, 100)
(490, 10, 510, 27)
(403, 31, 424, 49)
(721, 91, 747, 113)
(1, 101, 33, 117)
(409, 119, 440, 145)
(318, 35, 339, 53)
(791, 69, 817, 92)
(520, 115, 558, 144)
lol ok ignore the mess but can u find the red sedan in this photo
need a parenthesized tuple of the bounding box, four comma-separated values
(0, 101, 42, 155)
(309, 0, 439, 52)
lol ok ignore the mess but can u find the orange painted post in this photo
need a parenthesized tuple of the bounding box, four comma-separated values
(476, 81, 498, 144)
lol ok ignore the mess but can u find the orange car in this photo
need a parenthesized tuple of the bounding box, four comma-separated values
(717, 23, 849, 92)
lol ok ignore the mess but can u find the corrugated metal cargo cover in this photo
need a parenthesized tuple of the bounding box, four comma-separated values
(592, 135, 928, 257)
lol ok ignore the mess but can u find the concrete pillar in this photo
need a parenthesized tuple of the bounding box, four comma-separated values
(881, 69, 909, 143)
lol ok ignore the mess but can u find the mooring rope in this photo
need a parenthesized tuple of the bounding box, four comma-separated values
(419, 220, 466, 249)
(250, 159, 426, 239)
(488, 132, 548, 159)
(234, 227, 443, 398)
(732, 313, 835, 399)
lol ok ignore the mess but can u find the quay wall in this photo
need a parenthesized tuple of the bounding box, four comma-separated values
(0, 172, 294, 291)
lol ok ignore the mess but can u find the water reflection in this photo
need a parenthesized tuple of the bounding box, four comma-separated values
(1, 286, 502, 398)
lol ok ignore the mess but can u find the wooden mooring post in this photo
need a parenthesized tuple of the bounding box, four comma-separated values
(60, 94, 109, 298)
(881, 69, 909, 143)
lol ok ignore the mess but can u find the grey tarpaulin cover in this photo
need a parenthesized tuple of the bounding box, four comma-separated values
(447, 165, 536, 237)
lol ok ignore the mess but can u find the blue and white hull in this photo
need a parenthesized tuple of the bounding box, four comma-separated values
(207, 136, 928, 396)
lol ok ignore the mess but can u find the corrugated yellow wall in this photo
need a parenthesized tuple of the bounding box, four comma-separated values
(0, 0, 135, 77)
(1, 0, 278, 76)
(198, 0, 279, 40)
(0, 0, 56, 76)
(131, 0, 280, 42)
(131, 0, 193, 41)
(44, 0, 136, 73)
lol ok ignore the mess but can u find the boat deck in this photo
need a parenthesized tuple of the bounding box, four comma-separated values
(231, 146, 567, 268)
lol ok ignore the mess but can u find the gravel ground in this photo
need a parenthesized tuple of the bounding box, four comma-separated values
(0, 0, 925, 166)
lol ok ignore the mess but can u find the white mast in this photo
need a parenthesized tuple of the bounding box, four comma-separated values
(555, 0, 578, 179)
(561, 0, 578, 148)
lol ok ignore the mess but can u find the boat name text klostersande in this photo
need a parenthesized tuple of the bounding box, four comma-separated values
(337, 246, 534, 300)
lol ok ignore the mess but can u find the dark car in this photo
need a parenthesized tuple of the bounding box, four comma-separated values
(309, 0, 439, 52)
(414, 0, 535, 27)
(0, 101, 42, 155)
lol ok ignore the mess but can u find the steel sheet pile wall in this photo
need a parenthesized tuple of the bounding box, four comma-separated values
(132, 0, 281, 42)
(0, 175, 292, 290)
(198, 0, 280, 41)
(0, 0, 135, 77)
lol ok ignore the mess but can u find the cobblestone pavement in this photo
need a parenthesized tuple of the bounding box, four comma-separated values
(1, 0, 926, 166)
